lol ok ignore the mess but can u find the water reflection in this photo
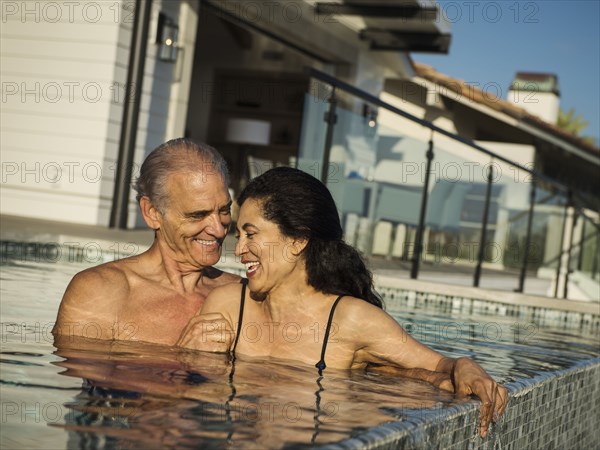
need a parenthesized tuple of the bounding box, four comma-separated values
(52, 337, 459, 449)
(3, 259, 597, 448)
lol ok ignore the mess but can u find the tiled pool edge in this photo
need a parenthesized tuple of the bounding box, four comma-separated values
(375, 276, 600, 331)
(323, 276, 600, 449)
(322, 357, 600, 450)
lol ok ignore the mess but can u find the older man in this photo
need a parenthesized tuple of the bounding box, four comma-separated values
(53, 138, 240, 345)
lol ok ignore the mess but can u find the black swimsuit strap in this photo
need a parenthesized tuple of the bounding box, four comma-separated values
(224, 279, 248, 445)
(315, 295, 344, 375)
(231, 278, 248, 358)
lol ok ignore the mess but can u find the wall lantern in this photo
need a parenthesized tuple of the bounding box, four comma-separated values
(156, 12, 179, 63)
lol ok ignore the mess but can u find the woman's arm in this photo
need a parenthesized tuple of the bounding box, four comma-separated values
(176, 283, 242, 352)
(343, 299, 508, 437)
(366, 363, 454, 392)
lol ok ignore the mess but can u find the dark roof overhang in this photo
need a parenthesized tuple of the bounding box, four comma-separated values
(314, 1, 452, 54)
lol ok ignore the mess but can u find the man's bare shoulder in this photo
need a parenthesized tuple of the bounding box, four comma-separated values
(66, 260, 131, 297)
(53, 260, 133, 338)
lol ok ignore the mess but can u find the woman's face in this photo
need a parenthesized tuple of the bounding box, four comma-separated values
(235, 199, 305, 295)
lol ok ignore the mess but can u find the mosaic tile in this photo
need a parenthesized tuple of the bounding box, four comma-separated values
(321, 360, 599, 450)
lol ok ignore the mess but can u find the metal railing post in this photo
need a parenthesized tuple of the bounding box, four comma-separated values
(593, 228, 599, 281)
(577, 218, 587, 271)
(563, 207, 578, 299)
(517, 179, 536, 292)
(473, 162, 494, 287)
(411, 137, 434, 279)
(553, 200, 569, 298)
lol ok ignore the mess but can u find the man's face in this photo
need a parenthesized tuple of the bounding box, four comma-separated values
(156, 170, 232, 270)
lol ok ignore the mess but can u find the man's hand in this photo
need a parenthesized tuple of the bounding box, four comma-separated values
(176, 313, 235, 353)
(451, 357, 509, 438)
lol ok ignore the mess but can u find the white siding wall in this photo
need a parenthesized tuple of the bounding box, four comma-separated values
(1, 1, 132, 225)
(0, 0, 199, 228)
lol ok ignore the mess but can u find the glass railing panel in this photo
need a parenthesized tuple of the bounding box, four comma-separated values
(300, 69, 596, 299)
(362, 120, 429, 261)
(567, 211, 600, 300)
(578, 213, 599, 281)
(476, 158, 531, 293)
(297, 81, 330, 176)
(419, 136, 494, 283)
(522, 184, 568, 297)
(328, 104, 376, 252)
(320, 100, 430, 257)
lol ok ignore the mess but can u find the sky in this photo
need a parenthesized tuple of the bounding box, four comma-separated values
(416, 0, 600, 145)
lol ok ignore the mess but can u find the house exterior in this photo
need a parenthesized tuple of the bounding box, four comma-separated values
(1, 0, 449, 227)
(1, 0, 597, 298)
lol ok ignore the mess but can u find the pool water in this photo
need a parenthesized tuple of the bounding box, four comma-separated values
(1, 257, 598, 449)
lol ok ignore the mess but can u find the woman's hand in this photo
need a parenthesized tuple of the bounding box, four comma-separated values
(450, 357, 509, 438)
(176, 312, 235, 353)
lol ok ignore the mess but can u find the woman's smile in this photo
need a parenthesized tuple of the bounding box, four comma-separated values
(244, 261, 261, 277)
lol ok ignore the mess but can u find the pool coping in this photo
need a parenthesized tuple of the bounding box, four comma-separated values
(2, 213, 597, 311)
(320, 356, 600, 450)
(374, 274, 599, 316)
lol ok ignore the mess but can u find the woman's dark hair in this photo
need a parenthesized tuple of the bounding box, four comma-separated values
(237, 167, 383, 308)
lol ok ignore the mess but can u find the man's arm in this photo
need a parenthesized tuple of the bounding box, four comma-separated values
(52, 266, 127, 342)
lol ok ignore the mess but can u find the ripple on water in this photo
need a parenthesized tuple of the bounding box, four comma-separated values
(1, 260, 598, 448)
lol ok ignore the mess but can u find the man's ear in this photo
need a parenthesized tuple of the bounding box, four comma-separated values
(139, 196, 162, 230)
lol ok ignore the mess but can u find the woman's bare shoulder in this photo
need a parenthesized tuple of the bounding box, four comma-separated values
(336, 296, 385, 315)
(202, 280, 246, 314)
(333, 296, 395, 333)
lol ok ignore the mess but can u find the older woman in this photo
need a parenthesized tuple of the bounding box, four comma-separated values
(178, 167, 508, 437)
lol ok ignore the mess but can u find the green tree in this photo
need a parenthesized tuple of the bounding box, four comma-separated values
(556, 108, 596, 145)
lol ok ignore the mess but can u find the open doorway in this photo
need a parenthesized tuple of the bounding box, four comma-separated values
(185, 6, 328, 194)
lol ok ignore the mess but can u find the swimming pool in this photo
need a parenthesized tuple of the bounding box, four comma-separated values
(1, 248, 598, 449)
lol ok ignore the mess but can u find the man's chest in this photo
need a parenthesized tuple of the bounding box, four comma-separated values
(117, 291, 204, 345)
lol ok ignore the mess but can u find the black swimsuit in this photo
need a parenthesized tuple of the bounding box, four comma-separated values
(231, 279, 344, 374)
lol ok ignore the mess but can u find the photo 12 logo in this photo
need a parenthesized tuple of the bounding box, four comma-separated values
(1, 81, 137, 104)
(1, 2, 136, 24)
(1, 161, 140, 185)
(437, 2, 539, 24)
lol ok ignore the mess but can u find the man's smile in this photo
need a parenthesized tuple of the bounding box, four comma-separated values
(193, 238, 221, 248)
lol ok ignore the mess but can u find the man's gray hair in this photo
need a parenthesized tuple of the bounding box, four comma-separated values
(134, 138, 229, 212)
